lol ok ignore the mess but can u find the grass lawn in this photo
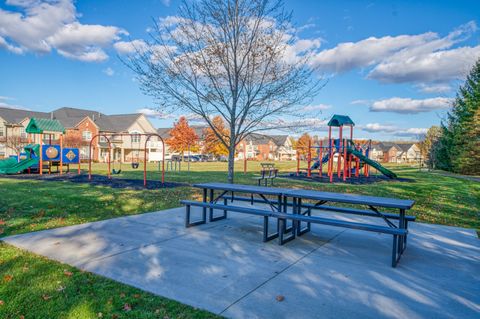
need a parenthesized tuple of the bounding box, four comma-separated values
(1, 161, 479, 318)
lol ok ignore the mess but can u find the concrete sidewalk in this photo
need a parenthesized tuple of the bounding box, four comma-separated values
(3, 206, 480, 318)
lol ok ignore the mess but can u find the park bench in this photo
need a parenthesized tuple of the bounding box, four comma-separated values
(253, 163, 278, 186)
(183, 183, 414, 267)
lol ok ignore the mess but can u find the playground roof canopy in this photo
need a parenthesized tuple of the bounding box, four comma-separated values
(328, 115, 355, 127)
(26, 118, 65, 134)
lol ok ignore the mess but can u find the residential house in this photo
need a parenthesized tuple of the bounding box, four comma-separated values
(0, 106, 160, 162)
(0, 107, 52, 158)
(270, 135, 296, 160)
(236, 133, 295, 161)
(397, 143, 421, 163)
(369, 141, 421, 163)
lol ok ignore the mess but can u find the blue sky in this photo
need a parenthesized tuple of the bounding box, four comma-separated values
(0, 0, 479, 140)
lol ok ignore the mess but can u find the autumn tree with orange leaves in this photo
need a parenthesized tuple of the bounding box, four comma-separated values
(203, 116, 229, 158)
(166, 117, 199, 156)
(296, 133, 313, 158)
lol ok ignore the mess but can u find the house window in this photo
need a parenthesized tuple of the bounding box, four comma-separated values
(0, 125, 4, 137)
(99, 136, 107, 143)
(130, 131, 141, 144)
(82, 130, 92, 141)
(20, 127, 27, 138)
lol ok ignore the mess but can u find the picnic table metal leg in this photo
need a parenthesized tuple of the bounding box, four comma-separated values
(202, 188, 207, 221)
(279, 196, 296, 245)
(208, 189, 228, 222)
(392, 235, 398, 267)
(263, 216, 279, 242)
(399, 209, 406, 254)
(185, 203, 207, 227)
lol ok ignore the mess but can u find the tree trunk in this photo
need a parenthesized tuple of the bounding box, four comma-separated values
(227, 143, 235, 183)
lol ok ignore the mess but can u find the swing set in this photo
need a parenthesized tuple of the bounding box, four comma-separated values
(88, 133, 166, 187)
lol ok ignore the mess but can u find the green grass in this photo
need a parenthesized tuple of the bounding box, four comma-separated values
(1, 161, 479, 318)
(0, 242, 218, 319)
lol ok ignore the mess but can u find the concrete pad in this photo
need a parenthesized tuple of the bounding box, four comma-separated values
(3, 205, 479, 318)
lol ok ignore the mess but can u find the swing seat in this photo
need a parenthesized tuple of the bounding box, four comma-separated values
(131, 163, 139, 169)
(112, 169, 122, 175)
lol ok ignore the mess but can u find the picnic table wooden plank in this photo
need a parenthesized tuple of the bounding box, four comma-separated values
(193, 182, 288, 195)
(284, 189, 415, 210)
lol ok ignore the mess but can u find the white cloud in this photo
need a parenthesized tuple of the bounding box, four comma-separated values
(301, 104, 331, 112)
(311, 32, 436, 73)
(137, 108, 174, 119)
(396, 128, 428, 136)
(103, 67, 114, 76)
(369, 45, 480, 83)
(370, 97, 452, 114)
(415, 83, 452, 94)
(310, 21, 480, 86)
(161, 0, 171, 6)
(113, 39, 149, 54)
(368, 21, 480, 83)
(0, 0, 127, 62)
(0, 95, 28, 110)
(362, 123, 397, 133)
(362, 123, 427, 137)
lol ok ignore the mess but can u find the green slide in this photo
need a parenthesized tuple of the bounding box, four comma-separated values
(0, 157, 39, 174)
(0, 144, 40, 174)
(347, 146, 397, 179)
(0, 157, 19, 169)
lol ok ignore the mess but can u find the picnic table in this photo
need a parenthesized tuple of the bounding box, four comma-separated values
(254, 163, 278, 186)
(181, 182, 415, 267)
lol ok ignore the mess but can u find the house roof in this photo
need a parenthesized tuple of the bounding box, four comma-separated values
(245, 133, 272, 145)
(328, 114, 355, 127)
(105, 114, 142, 132)
(157, 128, 171, 138)
(269, 135, 289, 146)
(191, 125, 208, 138)
(0, 107, 50, 124)
(26, 118, 65, 134)
(396, 143, 416, 152)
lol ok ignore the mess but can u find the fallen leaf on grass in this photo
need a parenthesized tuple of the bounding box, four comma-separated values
(133, 294, 141, 299)
(0, 300, 4, 306)
(119, 292, 126, 298)
(42, 294, 51, 301)
(0, 220, 5, 225)
(64, 270, 73, 277)
(275, 295, 285, 302)
(3, 275, 13, 282)
(97, 312, 103, 318)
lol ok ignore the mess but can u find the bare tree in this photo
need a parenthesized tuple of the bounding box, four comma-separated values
(6, 135, 27, 156)
(126, 0, 324, 182)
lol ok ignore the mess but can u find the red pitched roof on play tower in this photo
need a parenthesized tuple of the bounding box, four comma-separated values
(328, 115, 355, 127)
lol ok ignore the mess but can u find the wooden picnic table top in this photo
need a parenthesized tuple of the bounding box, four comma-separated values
(193, 182, 288, 195)
(284, 189, 415, 210)
(193, 182, 414, 210)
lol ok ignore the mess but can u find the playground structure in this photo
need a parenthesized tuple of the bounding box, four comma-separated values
(88, 133, 166, 187)
(295, 115, 397, 182)
(0, 118, 80, 175)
